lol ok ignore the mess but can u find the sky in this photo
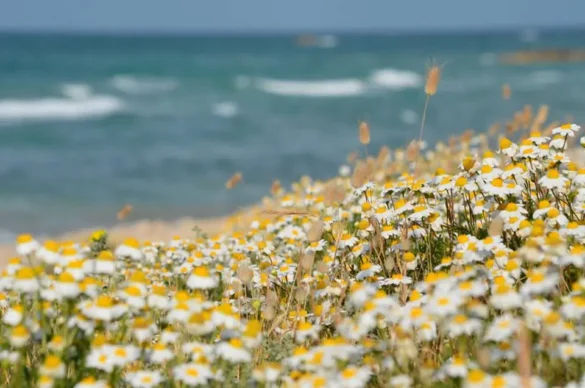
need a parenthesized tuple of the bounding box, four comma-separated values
(1, 0, 584, 33)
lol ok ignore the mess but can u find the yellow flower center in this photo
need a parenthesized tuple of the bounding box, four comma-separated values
(491, 178, 503, 188)
(96, 296, 113, 308)
(123, 238, 140, 249)
(97, 251, 115, 261)
(16, 234, 33, 244)
(44, 355, 61, 369)
(547, 169, 560, 179)
(15, 267, 35, 280)
(194, 266, 210, 277)
(12, 325, 28, 337)
(125, 286, 142, 297)
(341, 368, 358, 379)
(468, 370, 486, 383)
(499, 137, 512, 149)
(58, 272, 76, 283)
(114, 348, 127, 358)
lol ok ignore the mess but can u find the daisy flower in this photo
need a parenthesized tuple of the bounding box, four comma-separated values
(295, 321, 321, 343)
(187, 266, 219, 290)
(173, 363, 213, 386)
(74, 377, 110, 388)
(427, 293, 464, 317)
(81, 295, 128, 322)
(561, 296, 585, 320)
(39, 355, 65, 378)
(252, 362, 282, 384)
(446, 314, 482, 338)
(216, 338, 251, 363)
(484, 314, 518, 342)
(9, 325, 30, 348)
(337, 366, 372, 388)
(13, 267, 40, 294)
(36, 240, 60, 265)
(552, 123, 580, 137)
(489, 283, 520, 311)
(338, 233, 358, 249)
(106, 344, 140, 367)
(147, 284, 171, 310)
(3, 304, 24, 326)
(186, 311, 215, 336)
(520, 269, 559, 296)
(85, 251, 117, 275)
(115, 238, 144, 261)
(125, 371, 163, 388)
(15, 234, 40, 256)
(55, 271, 80, 299)
(498, 137, 518, 157)
(148, 343, 175, 364)
(539, 169, 568, 190)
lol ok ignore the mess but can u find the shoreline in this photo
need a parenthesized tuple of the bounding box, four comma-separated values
(0, 209, 258, 266)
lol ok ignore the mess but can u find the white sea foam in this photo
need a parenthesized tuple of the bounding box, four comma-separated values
(400, 109, 419, 125)
(369, 68, 423, 89)
(255, 78, 366, 97)
(212, 101, 239, 118)
(110, 75, 178, 94)
(529, 70, 563, 85)
(61, 83, 93, 99)
(235, 75, 251, 89)
(479, 53, 497, 66)
(0, 87, 124, 122)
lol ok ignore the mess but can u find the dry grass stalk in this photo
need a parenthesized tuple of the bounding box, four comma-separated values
(521, 105, 533, 128)
(347, 151, 359, 164)
(307, 220, 325, 242)
(299, 251, 315, 271)
(117, 204, 133, 221)
(226, 172, 243, 189)
(517, 323, 532, 388)
(534, 104, 549, 125)
(415, 64, 441, 172)
(260, 208, 318, 219)
(461, 129, 474, 143)
(351, 161, 370, 188)
(502, 83, 511, 99)
(488, 123, 501, 136)
(236, 264, 254, 284)
(359, 121, 371, 145)
(271, 180, 282, 196)
(406, 141, 420, 163)
(377, 145, 391, 165)
(488, 213, 504, 236)
(323, 182, 346, 206)
(368, 216, 384, 255)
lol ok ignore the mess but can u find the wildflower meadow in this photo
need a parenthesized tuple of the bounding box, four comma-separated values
(3, 71, 585, 387)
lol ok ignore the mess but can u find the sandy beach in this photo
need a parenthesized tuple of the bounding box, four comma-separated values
(0, 206, 260, 266)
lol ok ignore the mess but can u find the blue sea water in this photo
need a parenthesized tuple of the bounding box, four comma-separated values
(1, 29, 585, 237)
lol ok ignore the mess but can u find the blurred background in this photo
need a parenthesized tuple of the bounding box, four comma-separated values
(0, 0, 584, 238)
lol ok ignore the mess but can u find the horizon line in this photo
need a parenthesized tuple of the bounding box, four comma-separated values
(0, 23, 584, 37)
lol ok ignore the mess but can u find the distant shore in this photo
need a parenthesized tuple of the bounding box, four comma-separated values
(0, 212, 249, 266)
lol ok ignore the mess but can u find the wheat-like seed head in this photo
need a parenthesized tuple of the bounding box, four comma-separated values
(226, 172, 243, 189)
(117, 204, 133, 221)
(425, 65, 441, 96)
(359, 121, 371, 145)
(502, 83, 511, 99)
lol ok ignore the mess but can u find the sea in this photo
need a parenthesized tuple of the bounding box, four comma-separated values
(1, 28, 585, 239)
